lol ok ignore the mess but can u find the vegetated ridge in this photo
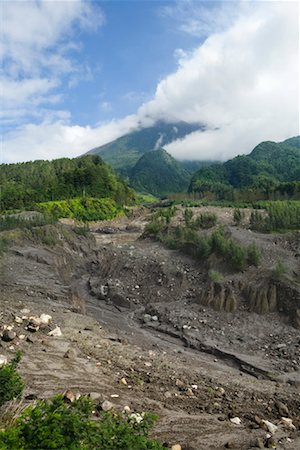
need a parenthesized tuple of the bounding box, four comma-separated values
(189, 136, 300, 197)
(130, 149, 191, 197)
(0, 155, 134, 213)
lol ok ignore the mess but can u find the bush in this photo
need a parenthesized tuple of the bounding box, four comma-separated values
(0, 352, 24, 407)
(0, 395, 166, 450)
(233, 208, 244, 226)
(272, 260, 287, 281)
(247, 242, 261, 267)
(36, 197, 122, 222)
(193, 213, 217, 229)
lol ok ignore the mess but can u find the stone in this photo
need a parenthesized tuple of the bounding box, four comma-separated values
(230, 417, 242, 425)
(275, 400, 289, 417)
(266, 436, 277, 448)
(48, 326, 62, 337)
(2, 329, 16, 342)
(254, 437, 265, 449)
(280, 417, 296, 430)
(0, 355, 8, 367)
(27, 317, 40, 332)
(123, 405, 131, 413)
(64, 348, 76, 359)
(14, 316, 23, 324)
(26, 335, 36, 344)
(120, 377, 127, 385)
(101, 400, 114, 411)
(171, 445, 181, 450)
(261, 420, 277, 434)
(39, 314, 52, 325)
(89, 392, 101, 401)
(63, 390, 76, 403)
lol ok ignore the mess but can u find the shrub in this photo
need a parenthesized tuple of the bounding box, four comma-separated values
(0, 352, 24, 407)
(0, 238, 8, 256)
(247, 242, 261, 267)
(209, 270, 224, 283)
(233, 208, 244, 226)
(193, 213, 217, 229)
(183, 208, 193, 226)
(272, 260, 287, 281)
(0, 395, 166, 450)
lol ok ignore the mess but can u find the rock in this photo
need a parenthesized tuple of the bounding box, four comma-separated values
(27, 317, 40, 332)
(14, 316, 23, 324)
(225, 442, 237, 449)
(230, 417, 242, 425)
(151, 315, 158, 321)
(266, 436, 277, 448)
(120, 377, 127, 386)
(0, 355, 8, 367)
(39, 314, 52, 325)
(101, 400, 114, 411)
(275, 400, 289, 417)
(171, 446, 182, 450)
(254, 437, 265, 449)
(261, 420, 278, 434)
(63, 389, 76, 403)
(48, 326, 62, 337)
(175, 379, 184, 388)
(64, 348, 76, 359)
(143, 314, 152, 323)
(26, 335, 36, 344)
(280, 417, 296, 430)
(89, 392, 101, 401)
(164, 391, 172, 399)
(123, 405, 131, 413)
(2, 329, 16, 342)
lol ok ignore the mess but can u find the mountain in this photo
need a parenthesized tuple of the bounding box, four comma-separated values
(189, 136, 300, 193)
(87, 121, 204, 175)
(130, 149, 190, 196)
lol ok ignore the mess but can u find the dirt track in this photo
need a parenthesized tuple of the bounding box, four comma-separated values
(0, 206, 299, 449)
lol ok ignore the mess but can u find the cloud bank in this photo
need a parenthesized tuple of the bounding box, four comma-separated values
(1, 0, 299, 163)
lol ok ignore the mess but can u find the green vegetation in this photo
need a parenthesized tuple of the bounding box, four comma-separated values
(36, 197, 122, 221)
(0, 352, 24, 407)
(130, 149, 191, 197)
(209, 270, 224, 283)
(0, 155, 134, 212)
(192, 212, 217, 229)
(233, 208, 244, 226)
(0, 214, 56, 232)
(250, 201, 300, 232)
(272, 260, 287, 281)
(189, 137, 300, 201)
(144, 209, 260, 272)
(0, 396, 165, 450)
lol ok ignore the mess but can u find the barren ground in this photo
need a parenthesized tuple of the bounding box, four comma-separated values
(0, 206, 299, 449)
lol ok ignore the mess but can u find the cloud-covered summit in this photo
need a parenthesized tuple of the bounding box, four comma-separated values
(1, 1, 298, 163)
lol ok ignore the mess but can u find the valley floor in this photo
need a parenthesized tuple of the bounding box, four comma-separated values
(0, 206, 299, 449)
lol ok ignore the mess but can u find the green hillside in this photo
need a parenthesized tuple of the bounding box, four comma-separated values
(87, 121, 203, 174)
(0, 155, 134, 211)
(130, 149, 190, 197)
(189, 136, 300, 196)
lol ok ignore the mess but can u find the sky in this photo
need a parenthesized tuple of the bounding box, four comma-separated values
(1, 0, 299, 164)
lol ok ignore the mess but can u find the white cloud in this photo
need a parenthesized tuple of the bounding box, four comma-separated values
(2, 0, 299, 164)
(1, 115, 139, 164)
(139, 0, 299, 160)
(1, 0, 104, 128)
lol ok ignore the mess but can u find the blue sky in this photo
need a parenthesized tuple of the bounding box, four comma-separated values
(1, 0, 299, 163)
